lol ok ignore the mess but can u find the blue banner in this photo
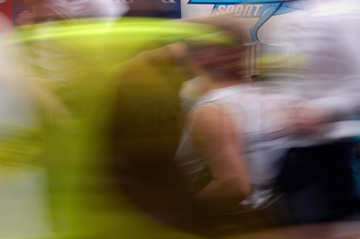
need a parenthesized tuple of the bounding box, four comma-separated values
(186, 0, 305, 41)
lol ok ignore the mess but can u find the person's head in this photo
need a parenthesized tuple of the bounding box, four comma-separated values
(182, 14, 254, 82)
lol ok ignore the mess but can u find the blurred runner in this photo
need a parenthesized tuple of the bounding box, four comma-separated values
(260, 0, 360, 224)
(175, 15, 300, 233)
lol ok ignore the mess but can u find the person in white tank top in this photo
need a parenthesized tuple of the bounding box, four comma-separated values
(176, 84, 302, 208)
(174, 16, 303, 217)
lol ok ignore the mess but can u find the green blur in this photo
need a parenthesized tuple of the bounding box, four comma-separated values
(5, 17, 237, 239)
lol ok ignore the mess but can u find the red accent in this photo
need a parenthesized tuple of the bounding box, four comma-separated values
(0, 0, 13, 24)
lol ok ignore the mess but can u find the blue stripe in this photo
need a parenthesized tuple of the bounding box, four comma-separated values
(189, 0, 295, 4)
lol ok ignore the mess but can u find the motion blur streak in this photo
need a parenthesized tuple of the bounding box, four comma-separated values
(0, 18, 236, 239)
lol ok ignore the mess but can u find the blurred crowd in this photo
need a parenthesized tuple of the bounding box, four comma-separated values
(1, 0, 360, 238)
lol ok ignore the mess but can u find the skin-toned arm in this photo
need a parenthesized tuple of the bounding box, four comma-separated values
(189, 105, 251, 213)
(285, 105, 331, 135)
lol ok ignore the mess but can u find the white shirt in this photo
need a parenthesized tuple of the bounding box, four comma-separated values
(176, 84, 299, 210)
(271, 0, 360, 119)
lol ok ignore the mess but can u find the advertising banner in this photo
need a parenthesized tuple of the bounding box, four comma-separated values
(181, 0, 304, 43)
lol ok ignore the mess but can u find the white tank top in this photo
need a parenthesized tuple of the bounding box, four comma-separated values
(175, 84, 299, 211)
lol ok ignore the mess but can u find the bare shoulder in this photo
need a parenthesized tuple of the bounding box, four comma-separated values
(188, 105, 239, 146)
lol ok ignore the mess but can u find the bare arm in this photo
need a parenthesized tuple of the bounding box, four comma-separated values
(190, 106, 250, 213)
